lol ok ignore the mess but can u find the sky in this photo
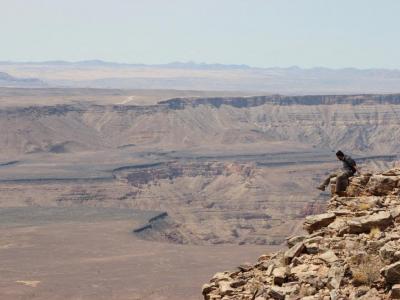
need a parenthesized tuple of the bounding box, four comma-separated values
(1, 0, 399, 69)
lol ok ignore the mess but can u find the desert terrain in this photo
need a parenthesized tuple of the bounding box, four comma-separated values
(0, 208, 282, 300)
(0, 87, 399, 299)
(2, 61, 400, 94)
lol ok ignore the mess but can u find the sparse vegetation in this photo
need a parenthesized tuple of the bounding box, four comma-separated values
(358, 202, 372, 211)
(369, 226, 381, 239)
(350, 254, 384, 286)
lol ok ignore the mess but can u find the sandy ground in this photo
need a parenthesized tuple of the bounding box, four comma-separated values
(0, 87, 253, 107)
(0, 220, 280, 300)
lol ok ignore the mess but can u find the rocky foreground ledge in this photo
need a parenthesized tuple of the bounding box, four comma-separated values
(202, 168, 400, 300)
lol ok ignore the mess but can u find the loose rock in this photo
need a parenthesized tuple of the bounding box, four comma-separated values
(303, 213, 336, 233)
(202, 168, 400, 300)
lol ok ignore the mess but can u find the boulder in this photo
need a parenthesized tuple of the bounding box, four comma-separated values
(286, 235, 306, 248)
(269, 284, 299, 300)
(282, 281, 300, 292)
(381, 261, 400, 284)
(353, 286, 369, 298)
(264, 263, 275, 276)
(329, 290, 338, 300)
(210, 272, 230, 283)
(257, 260, 273, 271)
(202, 283, 216, 295)
(379, 241, 398, 263)
(290, 264, 320, 283)
(273, 267, 288, 285)
(290, 264, 308, 278)
(218, 281, 234, 296)
(303, 213, 336, 233)
(327, 263, 346, 290)
(284, 242, 305, 265)
(327, 218, 349, 236)
(268, 286, 286, 300)
(319, 250, 339, 265)
(357, 288, 381, 300)
(237, 263, 253, 272)
(381, 169, 400, 176)
(304, 236, 323, 254)
(257, 254, 271, 262)
(230, 279, 246, 288)
(304, 235, 323, 244)
(332, 209, 353, 216)
(346, 174, 372, 196)
(347, 211, 393, 234)
(304, 242, 319, 254)
(366, 175, 399, 195)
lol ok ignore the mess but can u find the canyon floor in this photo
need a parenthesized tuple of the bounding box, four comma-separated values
(0, 150, 332, 299)
(0, 213, 281, 300)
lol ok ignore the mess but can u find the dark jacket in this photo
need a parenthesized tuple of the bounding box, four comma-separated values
(342, 155, 356, 174)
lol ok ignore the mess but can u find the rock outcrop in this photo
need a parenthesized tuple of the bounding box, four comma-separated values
(202, 168, 400, 299)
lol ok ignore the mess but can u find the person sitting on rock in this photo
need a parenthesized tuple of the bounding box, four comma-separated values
(317, 150, 357, 195)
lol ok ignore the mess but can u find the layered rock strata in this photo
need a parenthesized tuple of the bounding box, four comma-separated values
(202, 168, 400, 299)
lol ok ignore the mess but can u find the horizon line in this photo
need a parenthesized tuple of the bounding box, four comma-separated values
(1, 59, 400, 72)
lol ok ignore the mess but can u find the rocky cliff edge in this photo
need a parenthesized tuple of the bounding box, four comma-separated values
(202, 168, 400, 300)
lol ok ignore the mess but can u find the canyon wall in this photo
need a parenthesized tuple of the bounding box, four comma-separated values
(1, 94, 400, 156)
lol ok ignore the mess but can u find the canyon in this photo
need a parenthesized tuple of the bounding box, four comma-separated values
(0, 88, 399, 299)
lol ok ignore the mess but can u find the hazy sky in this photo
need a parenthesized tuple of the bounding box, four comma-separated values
(1, 0, 399, 68)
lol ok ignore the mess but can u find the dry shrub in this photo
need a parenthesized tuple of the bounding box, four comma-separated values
(352, 271, 369, 286)
(350, 254, 384, 286)
(358, 202, 372, 211)
(369, 226, 381, 239)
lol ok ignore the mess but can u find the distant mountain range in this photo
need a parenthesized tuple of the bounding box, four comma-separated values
(0, 60, 253, 70)
(2, 59, 400, 72)
(1, 60, 400, 93)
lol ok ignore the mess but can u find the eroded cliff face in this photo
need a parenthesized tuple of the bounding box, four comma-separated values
(202, 168, 400, 300)
(2, 93, 400, 248)
(114, 161, 321, 245)
(1, 94, 400, 155)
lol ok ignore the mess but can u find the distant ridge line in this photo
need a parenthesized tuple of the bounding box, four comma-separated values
(158, 93, 400, 108)
(2, 94, 400, 116)
(2, 60, 400, 72)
